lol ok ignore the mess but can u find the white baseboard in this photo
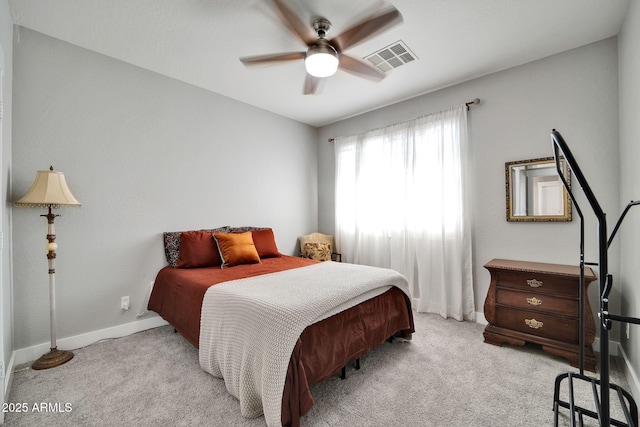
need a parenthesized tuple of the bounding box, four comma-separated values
(475, 311, 487, 325)
(13, 316, 168, 366)
(4, 350, 14, 398)
(618, 344, 640, 399)
(593, 337, 620, 356)
(0, 351, 10, 425)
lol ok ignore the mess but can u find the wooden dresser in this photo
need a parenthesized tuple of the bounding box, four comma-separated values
(483, 259, 597, 371)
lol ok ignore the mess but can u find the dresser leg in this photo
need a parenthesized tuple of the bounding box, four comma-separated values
(484, 325, 596, 372)
(483, 326, 526, 347)
(542, 345, 597, 373)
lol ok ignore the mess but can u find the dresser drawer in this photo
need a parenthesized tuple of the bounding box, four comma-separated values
(496, 288, 578, 317)
(495, 306, 578, 344)
(496, 271, 577, 297)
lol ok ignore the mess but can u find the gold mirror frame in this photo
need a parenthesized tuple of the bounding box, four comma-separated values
(505, 157, 572, 222)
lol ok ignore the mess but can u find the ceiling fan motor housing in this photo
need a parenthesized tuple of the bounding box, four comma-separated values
(312, 18, 332, 38)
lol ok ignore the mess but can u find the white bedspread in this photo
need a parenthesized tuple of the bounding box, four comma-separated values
(198, 261, 410, 426)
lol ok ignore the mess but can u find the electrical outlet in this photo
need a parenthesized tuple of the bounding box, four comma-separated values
(627, 322, 630, 340)
(121, 296, 130, 311)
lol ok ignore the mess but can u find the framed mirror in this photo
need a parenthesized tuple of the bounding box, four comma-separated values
(506, 157, 571, 222)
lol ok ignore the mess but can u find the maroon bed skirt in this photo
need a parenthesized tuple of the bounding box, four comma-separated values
(283, 286, 413, 426)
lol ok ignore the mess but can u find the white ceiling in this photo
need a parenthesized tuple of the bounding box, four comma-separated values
(9, 0, 630, 127)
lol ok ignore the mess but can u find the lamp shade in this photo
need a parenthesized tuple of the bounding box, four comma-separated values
(15, 167, 80, 208)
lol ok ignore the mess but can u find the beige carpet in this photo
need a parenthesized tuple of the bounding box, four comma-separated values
(5, 312, 633, 426)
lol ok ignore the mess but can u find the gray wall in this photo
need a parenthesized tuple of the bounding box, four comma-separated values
(0, 0, 12, 403)
(12, 28, 318, 350)
(318, 38, 620, 330)
(619, 0, 640, 396)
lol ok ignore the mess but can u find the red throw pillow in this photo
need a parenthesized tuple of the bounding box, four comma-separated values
(176, 231, 221, 268)
(252, 229, 280, 258)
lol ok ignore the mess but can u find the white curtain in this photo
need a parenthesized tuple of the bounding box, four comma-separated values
(334, 105, 474, 321)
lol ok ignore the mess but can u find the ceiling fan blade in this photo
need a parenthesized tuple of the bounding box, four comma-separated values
(268, 0, 316, 46)
(303, 74, 321, 95)
(240, 51, 306, 65)
(338, 54, 386, 81)
(330, 6, 402, 52)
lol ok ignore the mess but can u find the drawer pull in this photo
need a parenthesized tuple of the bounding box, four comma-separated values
(527, 279, 543, 288)
(525, 318, 544, 329)
(526, 297, 542, 306)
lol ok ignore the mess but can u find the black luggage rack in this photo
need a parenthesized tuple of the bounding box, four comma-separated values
(551, 129, 640, 427)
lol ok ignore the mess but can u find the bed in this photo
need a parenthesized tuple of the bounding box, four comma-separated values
(148, 226, 414, 426)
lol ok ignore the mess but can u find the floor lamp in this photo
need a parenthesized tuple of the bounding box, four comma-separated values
(15, 166, 80, 370)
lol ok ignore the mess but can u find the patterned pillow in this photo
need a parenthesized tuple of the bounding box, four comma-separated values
(163, 226, 230, 267)
(229, 226, 269, 234)
(302, 242, 332, 261)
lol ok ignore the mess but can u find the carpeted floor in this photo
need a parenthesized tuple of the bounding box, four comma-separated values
(5, 312, 633, 426)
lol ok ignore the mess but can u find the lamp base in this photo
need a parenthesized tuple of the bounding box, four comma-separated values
(31, 348, 74, 370)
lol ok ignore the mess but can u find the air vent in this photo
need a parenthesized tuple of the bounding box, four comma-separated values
(364, 40, 417, 73)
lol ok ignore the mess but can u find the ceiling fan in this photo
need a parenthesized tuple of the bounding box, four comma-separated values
(240, 0, 403, 95)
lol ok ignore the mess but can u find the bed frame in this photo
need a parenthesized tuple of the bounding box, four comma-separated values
(550, 129, 639, 427)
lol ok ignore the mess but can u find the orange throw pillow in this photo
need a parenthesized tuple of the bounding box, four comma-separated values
(252, 229, 280, 258)
(213, 231, 261, 268)
(176, 231, 221, 268)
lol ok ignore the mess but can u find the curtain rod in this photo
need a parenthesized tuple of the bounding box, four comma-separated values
(465, 97, 481, 109)
(328, 98, 481, 142)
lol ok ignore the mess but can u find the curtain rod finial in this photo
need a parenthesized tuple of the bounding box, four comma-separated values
(465, 98, 480, 110)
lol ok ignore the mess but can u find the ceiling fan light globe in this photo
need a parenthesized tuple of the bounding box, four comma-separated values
(305, 52, 339, 77)
(305, 39, 339, 78)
